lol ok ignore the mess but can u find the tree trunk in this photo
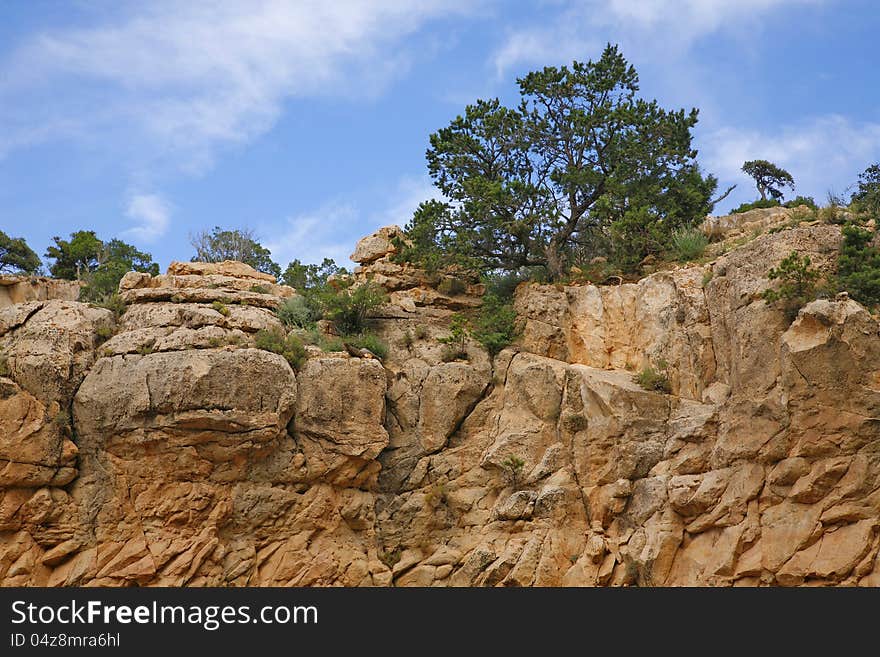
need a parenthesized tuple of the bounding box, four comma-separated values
(758, 184, 767, 201)
(545, 239, 566, 281)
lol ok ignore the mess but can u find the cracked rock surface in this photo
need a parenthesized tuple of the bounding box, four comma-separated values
(1, 225, 879, 587)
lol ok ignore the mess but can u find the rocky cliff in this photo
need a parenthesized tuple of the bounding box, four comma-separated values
(1, 212, 879, 586)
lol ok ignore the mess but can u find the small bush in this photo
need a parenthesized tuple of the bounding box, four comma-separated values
(91, 293, 127, 318)
(250, 284, 270, 294)
(729, 198, 781, 215)
(344, 332, 389, 359)
(837, 224, 880, 308)
(207, 336, 223, 348)
(320, 337, 345, 352)
(136, 344, 154, 356)
(94, 325, 114, 345)
(424, 482, 448, 508)
(817, 205, 848, 225)
(471, 294, 518, 357)
(669, 227, 708, 262)
(0, 353, 9, 377)
(170, 294, 185, 304)
(277, 296, 318, 329)
(701, 269, 714, 287)
(784, 195, 818, 210)
(398, 329, 415, 350)
(437, 276, 467, 296)
(414, 325, 429, 340)
(254, 328, 308, 370)
(763, 251, 820, 322)
(320, 281, 388, 335)
(438, 314, 468, 361)
(211, 300, 230, 317)
(501, 455, 526, 488)
(634, 359, 671, 393)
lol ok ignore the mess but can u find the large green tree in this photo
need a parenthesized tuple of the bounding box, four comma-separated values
(0, 231, 41, 274)
(402, 44, 717, 278)
(190, 226, 281, 278)
(742, 159, 795, 201)
(44, 231, 159, 300)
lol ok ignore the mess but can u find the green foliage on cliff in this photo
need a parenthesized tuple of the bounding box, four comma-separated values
(837, 224, 880, 308)
(0, 231, 41, 274)
(400, 44, 717, 279)
(763, 251, 820, 321)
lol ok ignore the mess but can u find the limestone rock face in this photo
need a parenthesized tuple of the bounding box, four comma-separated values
(2, 223, 880, 587)
(0, 276, 82, 310)
(351, 225, 406, 265)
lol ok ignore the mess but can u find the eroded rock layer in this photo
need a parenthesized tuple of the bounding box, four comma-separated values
(1, 224, 879, 586)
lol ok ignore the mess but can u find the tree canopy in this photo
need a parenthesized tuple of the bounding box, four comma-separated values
(742, 159, 795, 202)
(280, 257, 345, 290)
(44, 231, 159, 301)
(851, 162, 880, 216)
(0, 231, 41, 274)
(400, 44, 717, 278)
(190, 227, 281, 278)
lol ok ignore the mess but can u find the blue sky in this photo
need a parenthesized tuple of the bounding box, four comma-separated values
(1, 0, 879, 272)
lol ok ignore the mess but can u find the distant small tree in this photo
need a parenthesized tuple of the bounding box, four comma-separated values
(190, 226, 281, 278)
(742, 160, 795, 202)
(763, 251, 819, 322)
(44, 230, 158, 301)
(81, 239, 159, 300)
(851, 163, 880, 217)
(281, 257, 345, 289)
(45, 230, 103, 279)
(0, 231, 41, 274)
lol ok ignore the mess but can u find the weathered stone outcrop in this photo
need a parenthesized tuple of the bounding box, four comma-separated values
(0, 275, 81, 310)
(1, 222, 879, 587)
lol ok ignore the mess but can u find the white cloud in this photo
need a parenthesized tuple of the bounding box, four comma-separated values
(0, 0, 480, 171)
(700, 115, 880, 206)
(122, 193, 171, 243)
(491, 0, 826, 77)
(263, 201, 362, 269)
(263, 174, 443, 268)
(380, 174, 444, 228)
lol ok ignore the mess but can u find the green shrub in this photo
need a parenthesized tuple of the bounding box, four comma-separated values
(501, 455, 526, 487)
(320, 337, 345, 353)
(482, 270, 534, 301)
(207, 336, 223, 348)
(319, 281, 388, 335)
(438, 314, 469, 361)
(837, 224, 880, 308)
(669, 227, 708, 262)
(0, 353, 9, 377)
(763, 251, 820, 322)
(634, 359, 671, 393)
(136, 344, 154, 356)
(437, 276, 467, 296)
(277, 296, 318, 329)
(211, 300, 230, 317)
(413, 325, 429, 340)
(701, 269, 714, 287)
(91, 293, 127, 318)
(729, 198, 781, 214)
(250, 284, 270, 294)
(94, 325, 114, 344)
(254, 328, 308, 370)
(471, 294, 518, 357)
(344, 332, 389, 359)
(784, 195, 818, 210)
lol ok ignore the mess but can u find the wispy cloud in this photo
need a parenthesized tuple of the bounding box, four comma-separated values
(701, 115, 880, 206)
(263, 201, 361, 269)
(122, 193, 171, 243)
(491, 0, 826, 77)
(263, 174, 443, 267)
(0, 0, 480, 172)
